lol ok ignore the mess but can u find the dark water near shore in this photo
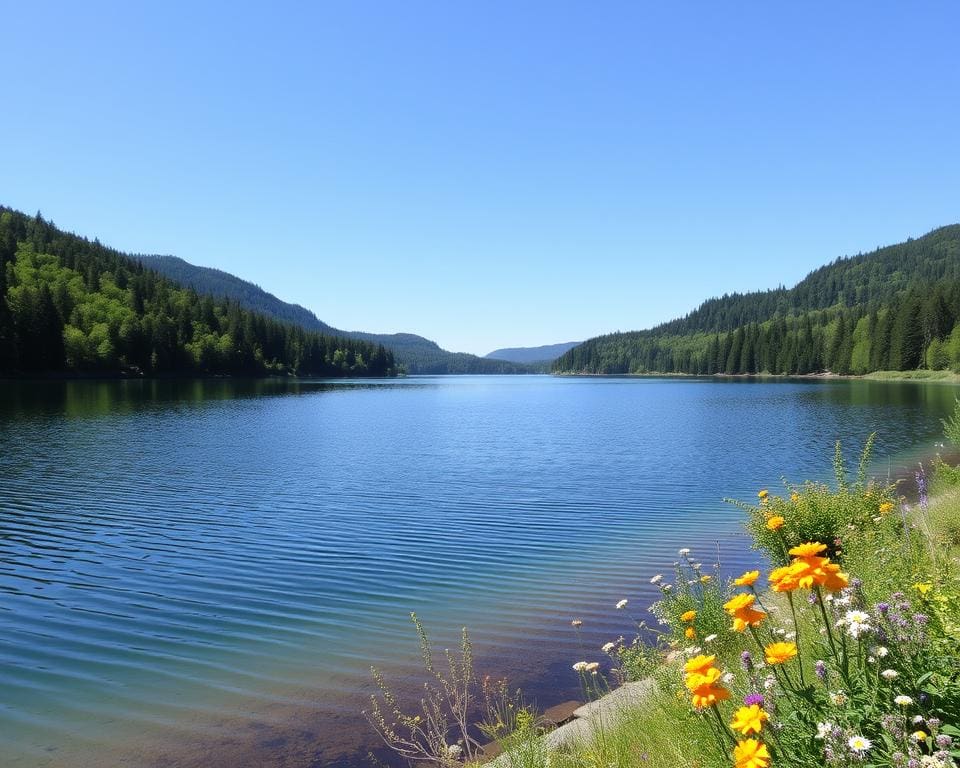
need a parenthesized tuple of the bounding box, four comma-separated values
(0, 375, 955, 767)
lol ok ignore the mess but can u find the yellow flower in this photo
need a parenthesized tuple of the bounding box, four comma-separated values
(790, 492, 800, 503)
(735, 570, 760, 587)
(724, 593, 756, 613)
(730, 704, 769, 736)
(681, 610, 697, 622)
(789, 542, 827, 558)
(684, 654, 717, 675)
(765, 515, 785, 531)
(685, 626, 697, 639)
(700, 574, 711, 583)
(758, 489, 769, 500)
(685, 665, 722, 691)
(879, 502, 894, 514)
(764, 642, 798, 665)
(914, 582, 933, 595)
(733, 738, 770, 768)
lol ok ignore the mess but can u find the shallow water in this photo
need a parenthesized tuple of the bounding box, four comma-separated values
(0, 375, 954, 766)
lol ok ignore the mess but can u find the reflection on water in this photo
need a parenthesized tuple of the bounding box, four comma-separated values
(0, 375, 955, 767)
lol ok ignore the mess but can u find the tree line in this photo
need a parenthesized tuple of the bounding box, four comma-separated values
(0, 208, 396, 378)
(554, 225, 960, 375)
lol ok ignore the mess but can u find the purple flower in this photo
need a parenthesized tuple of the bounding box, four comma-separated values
(913, 613, 929, 626)
(877, 602, 890, 616)
(744, 693, 764, 707)
(815, 660, 827, 681)
(936, 734, 952, 748)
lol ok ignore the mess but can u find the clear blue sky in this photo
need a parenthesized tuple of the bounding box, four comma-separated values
(3, 2, 958, 355)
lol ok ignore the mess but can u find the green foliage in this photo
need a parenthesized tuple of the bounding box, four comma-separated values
(554, 225, 960, 376)
(0, 208, 396, 378)
(941, 399, 960, 446)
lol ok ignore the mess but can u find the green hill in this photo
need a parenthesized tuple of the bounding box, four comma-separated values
(0, 208, 396, 378)
(554, 224, 960, 375)
(138, 255, 533, 375)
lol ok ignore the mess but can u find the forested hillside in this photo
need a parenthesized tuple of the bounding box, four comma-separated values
(139, 254, 533, 374)
(0, 208, 396, 377)
(554, 225, 960, 375)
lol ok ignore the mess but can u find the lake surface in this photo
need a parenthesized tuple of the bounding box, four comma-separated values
(0, 375, 955, 767)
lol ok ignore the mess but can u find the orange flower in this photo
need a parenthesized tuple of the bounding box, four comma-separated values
(732, 606, 767, 632)
(691, 683, 731, 709)
(733, 739, 770, 768)
(685, 626, 697, 639)
(724, 593, 756, 614)
(789, 542, 827, 558)
(684, 654, 717, 675)
(764, 641, 798, 665)
(765, 515, 785, 531)
(734, 570, 760, 586)
(730, 704, 769, 736)
(685, 664, 722, 691)
(681, 610, 697, 622)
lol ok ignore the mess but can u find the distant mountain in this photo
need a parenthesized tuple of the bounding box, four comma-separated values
(485, 341, 581, 364)
(554, 224, 960, 376)
(138, 255, 533, 375)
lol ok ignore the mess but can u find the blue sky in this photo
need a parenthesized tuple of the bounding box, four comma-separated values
(2, 2, 958, 355)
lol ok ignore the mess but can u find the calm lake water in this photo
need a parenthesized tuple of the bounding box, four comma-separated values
(0, 375, 955, 767)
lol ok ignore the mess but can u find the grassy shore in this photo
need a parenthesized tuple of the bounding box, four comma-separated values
(368, 441, 960, 768)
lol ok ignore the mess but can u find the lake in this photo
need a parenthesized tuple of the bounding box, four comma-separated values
(0, 375, 954, 767)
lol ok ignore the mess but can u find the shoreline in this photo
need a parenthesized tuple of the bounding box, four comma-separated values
(553, 369, 960, 383)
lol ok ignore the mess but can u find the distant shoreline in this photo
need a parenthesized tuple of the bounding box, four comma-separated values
(552, 369, 960, 383)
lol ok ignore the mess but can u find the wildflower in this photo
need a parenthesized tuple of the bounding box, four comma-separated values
(723, 672, 735, 683)
(691, 682, 731, 709)
(815, 660, 827, 681)
(700, 575, 711, 583)
(741, 651, 754, 671)
(830, 691, 848, 706)
(446, 744, 463, 759)
(936, 735, 952, 748)
(584, 662, 600, 673)
(733, 738, 770, 768)
(571, 619, 583, 628)
(650, 574, 663, 584)
(616, 599, 629, 609)
(914, 582, 933, 595)
(790, 492, 800, 503)
(758, 489, 769, 499)
(843, 610, 872, 639)
(685, 654, 716, 674)
(895, 695, 913, 707)
(872, 646, 889, 658)
(678, 548, 691, 556)
(881, 669, 898, 680)
(693, 562, 703, 570)
(681, 610, 697, 622)
(848, 735, 872, 754)
(663, 584, 673, 592)
(765, 515, 785, 531)
(572, 661, 589, 672)
(879, 502, 894, 514)
(744, 693, 764, 706)
(731, 705, 769, 736)
(724, 593, 767, 631)
(764, 642, 798, 665)
(763, 676, 776, 691)
(704, 633, 718, 643)
(601, 642, 616, 653)
(685, 627, 696, 639)
(816, 722, 833, 740)
(789, 542, 828, 558)
(735, 570, 760, 586)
